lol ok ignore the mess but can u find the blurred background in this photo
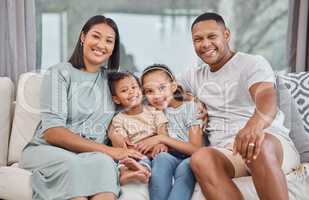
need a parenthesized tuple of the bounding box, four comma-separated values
(35, 0, 289, 75)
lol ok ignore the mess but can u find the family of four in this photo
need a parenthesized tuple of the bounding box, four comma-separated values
(20, 12, 300, 200)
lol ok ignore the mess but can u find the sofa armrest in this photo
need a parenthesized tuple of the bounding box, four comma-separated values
(0, 77, 14, 166)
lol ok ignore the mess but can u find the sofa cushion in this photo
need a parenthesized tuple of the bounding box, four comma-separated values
(118, 167, 309, 200)
(0, 77, 14, 166)
(119, 183, 149, 200)
(0, 167, 150, 200)
(0, 166, 32, 200)
(1, 165, 307, 200)
(8, 73, 43, 164)
(276, 74, 309, 163)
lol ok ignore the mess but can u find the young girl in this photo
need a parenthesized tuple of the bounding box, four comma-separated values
(107, 71, 169, 185)
(139, 64, 204, 200)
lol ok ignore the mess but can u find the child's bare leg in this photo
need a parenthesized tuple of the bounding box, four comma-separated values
(120, 158, 151, 177)
(119, 167, 148, 185)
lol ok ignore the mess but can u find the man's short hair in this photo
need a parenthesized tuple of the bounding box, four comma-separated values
(191, 12, 226, 30)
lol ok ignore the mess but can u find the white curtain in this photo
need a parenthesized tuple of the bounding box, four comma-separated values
(0, 0, 36, 83)
(287, 0, 309, 72)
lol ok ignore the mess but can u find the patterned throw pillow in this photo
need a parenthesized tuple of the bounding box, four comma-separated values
(280, 72, 309, 134)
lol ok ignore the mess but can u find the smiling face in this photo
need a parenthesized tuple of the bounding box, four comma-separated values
(192, 20, 232, 71)
(81, 23, 115, 71)
(142, 70, 177, 110)
(112, 75, 143, 109)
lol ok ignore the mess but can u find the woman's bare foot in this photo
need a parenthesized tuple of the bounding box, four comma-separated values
(119, 168, 149, 185)
(120, 158, 151, 177)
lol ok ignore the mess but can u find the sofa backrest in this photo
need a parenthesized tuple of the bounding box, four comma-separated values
(8, 73, 42, 165)
(6, 71, 309, 164)
(0, 77, 14, 166)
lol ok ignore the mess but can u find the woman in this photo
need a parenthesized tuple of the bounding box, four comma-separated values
(20, 15, 143, 200)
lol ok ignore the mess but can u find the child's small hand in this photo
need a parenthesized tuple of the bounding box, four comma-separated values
(150, 144, 168, 158)
(136, 135, 162, 154)
(109, 147, 143, 161)
(127, 149, 144, 160)
(195, 98, 208, 129)
(125, 139, 137, 149)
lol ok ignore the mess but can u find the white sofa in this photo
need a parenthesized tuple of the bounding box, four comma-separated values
(0, 72, 309, 200)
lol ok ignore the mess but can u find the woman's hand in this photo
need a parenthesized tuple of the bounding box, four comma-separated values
(108, 147, 144, 161)
(150, 143, 168, 158)
(136, 135, 163, 154)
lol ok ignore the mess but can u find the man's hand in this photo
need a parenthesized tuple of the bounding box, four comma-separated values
(233, 123, 265, 163)
(234, 81, 277, 163)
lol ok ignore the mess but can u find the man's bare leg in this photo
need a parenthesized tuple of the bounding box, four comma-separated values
(190, 147, 244, 200)
(247, 133, 288, 200)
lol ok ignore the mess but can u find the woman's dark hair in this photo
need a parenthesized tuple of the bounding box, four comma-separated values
(141, 64, 185, 101)
(108, 71, 141, 96)
(69, 15, 120, 71)
(191, 12, 226, 30)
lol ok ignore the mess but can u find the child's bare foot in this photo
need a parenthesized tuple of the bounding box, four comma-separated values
(120, 158, 151, 177)
(120, 168, 149, 185)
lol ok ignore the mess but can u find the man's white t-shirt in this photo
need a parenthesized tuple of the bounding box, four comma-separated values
(178, 52, 291, 147)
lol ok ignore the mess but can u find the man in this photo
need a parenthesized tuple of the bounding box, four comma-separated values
(178, 12, 300, 200)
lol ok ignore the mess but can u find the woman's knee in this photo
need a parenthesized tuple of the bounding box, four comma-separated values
(63, 156, 82, 174)
(92, 152, 116, 168)
(65, 152, 116, 175)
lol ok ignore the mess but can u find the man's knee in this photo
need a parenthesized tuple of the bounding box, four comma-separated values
(190, 147, 220, 174)
(247, 134, 283, 170)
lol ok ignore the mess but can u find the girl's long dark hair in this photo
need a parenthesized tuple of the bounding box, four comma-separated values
(141, 64, 185, 101)
(69, 15, 120, 71)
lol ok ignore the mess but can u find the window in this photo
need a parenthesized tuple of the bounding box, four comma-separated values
(41, 12, 67, 68)
(36, 0, 289, 74)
